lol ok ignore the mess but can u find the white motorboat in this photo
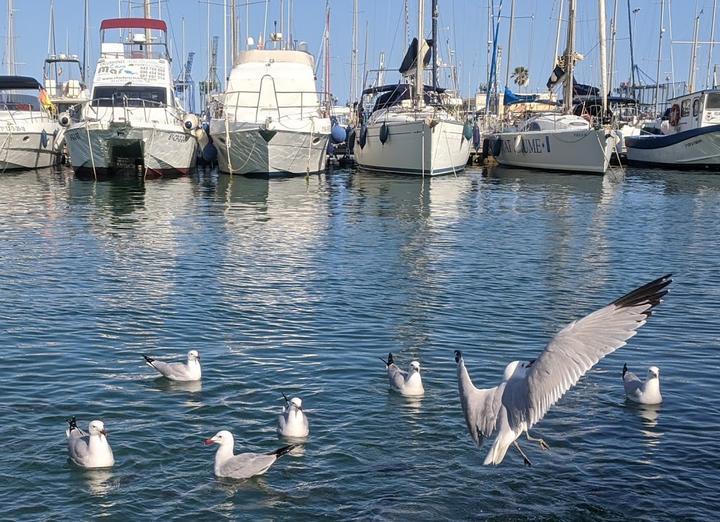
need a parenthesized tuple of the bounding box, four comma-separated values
(489, 113, 618, 174)
(0, 75, 59, 170)
(64, 17, 198, 177)
(354, 1, 470, 176)
(210, 48, 331, 176)
(625, 89, 720, 169)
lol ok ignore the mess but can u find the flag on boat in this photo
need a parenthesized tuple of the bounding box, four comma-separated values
(503, 86, 539, 105)
(399, 38, 433, 77)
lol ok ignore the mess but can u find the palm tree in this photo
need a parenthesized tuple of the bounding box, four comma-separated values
(511, 66, 529, 88)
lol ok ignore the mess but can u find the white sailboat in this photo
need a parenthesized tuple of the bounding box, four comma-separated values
(64, 17, 198, 177)
(489, 0, 618, 174)
(354, 0, 471, 176)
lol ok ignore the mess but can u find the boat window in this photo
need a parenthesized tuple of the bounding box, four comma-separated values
(681, 99, 691, 117)
(693, 98, 701, 116)
(92, 86, 167, 107)
(706, 93, 720, 109)
(0, 92, 41, 111)
(525, 122, 541, 131)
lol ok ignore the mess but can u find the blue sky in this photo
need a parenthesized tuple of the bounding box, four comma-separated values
(2, 0, 719, 105)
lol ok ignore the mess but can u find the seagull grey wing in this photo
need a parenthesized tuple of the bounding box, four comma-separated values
(623, 371, 643, 395)
(388, 365, 407, 390)
(459, 383, 503, 447)
(151, 360, 189, 380)
(220, 453, 277, 479)
(68, 434, 91, 466)
(514, 275, 671, 430)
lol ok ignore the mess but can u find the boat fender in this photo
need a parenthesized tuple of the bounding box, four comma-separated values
(669, 104, 681, 126)
(463, 121, 473, 141)
(183, 113, 200, 130)
(331, 124, 347, 143)
(379, 123, 390, 144)
(57, 112, 71, 127)
(347, 128, 356, 153)
(358, 125, 368, 149)
(472, 123, 481, 150)
(514, 134, 523, 152)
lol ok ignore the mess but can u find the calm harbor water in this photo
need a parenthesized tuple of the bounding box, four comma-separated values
(0, 165, 719, 520)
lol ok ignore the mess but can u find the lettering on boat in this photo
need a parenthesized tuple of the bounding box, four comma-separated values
(502, 136, 551, 154)
(168, 133, 190, 142)
(684, 139, 702, 148)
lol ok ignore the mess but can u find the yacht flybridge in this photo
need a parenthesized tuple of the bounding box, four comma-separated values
(64, 18, 198, 177)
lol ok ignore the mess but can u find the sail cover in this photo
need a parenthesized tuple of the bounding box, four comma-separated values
(399, 38, 433, 75)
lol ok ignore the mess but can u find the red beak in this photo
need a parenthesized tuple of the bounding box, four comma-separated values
(203, 438, 215, 445)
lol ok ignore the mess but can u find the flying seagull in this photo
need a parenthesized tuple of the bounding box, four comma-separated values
(623, 364, 662, 404)
(66, 417, 115, 469)
(456, 274, 671, 466)
(277, 393, 310, 438)
(143, 350, 201, 381)
(380, 353, 425, 396)
(204, 430, 296, 479)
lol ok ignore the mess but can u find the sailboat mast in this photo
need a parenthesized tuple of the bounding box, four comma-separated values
(553, 0, 564, 63)
(231, 0, 237, 62)
(351, 0, 358, 103)
(504, 0, 515, 89)
(6, 0, 15, 75)
(654, 0, 665, 114)
(598, 0, 608, 117)
(82, 0, 88, 82)
(705, 0, 717, 88)
(324, 1, 330, 109)
(626, 0, 637, 99)
(608, 0, 618, 96)
(563, 0, 576, 114)
(689, 13, 701, 93)
(144, 0, 151, 58)
(416, 0, 425, 106)
(431, 0, 438, 90)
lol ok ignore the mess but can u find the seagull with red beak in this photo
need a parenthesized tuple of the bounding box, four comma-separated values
(66, 417, 115, 469)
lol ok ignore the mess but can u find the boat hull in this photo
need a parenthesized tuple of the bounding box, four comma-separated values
(211, 123, 329, 176)
(65, 123, 197, 177)
(490, 128, 617, 174)
(0, 118, 60, 170)
(355, 118, 470, 176)
(625, 124, 720, 169)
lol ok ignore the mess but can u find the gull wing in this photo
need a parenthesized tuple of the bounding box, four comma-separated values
(68, 432, 91, 466)
(148, 360, 191, 380)
(457, 357, 503, 447)
(219, 453, 277, 479)
(623, 370, 643, 395)
(508, 274, 671, 431)
(388, 364, 408, 390)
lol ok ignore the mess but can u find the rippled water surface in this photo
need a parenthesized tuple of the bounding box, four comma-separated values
(1, 165, 719, 520)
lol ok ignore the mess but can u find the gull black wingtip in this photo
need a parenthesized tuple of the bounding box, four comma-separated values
(143, 355, 154, 364)
(387, 353, 394, 365)
(67, 416, 78, 430)
(622, 363, 628, 377)
(271, 444, 297, 458)
(454, 350, 463, 363)
(612, 274, 673, 316)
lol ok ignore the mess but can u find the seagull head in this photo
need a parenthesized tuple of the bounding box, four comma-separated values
(503, 360, 529, 381)
(409, 360, 421, 373)
(454, 350, 463, 364)
(290, 397, 303, 411)
(187, 350, 200, 361)
(88, 420, 108, 438)
(204, 430, 233, 447)
(647, 366, 660, 379)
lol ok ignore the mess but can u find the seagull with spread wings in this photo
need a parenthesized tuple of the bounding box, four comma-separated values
(455, 274, 672, 466)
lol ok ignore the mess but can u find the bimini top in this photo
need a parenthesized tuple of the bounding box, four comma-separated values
(100, 18, 167, 32)
(0, 75, 42, 90)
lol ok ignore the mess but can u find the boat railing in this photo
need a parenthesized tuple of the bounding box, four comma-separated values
(217, 85, 324, 123)
(0, 104, 54, 125)
(83, 97, 181, 126)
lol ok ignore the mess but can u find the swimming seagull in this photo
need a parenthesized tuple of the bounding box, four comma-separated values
(143, 350, 201, 381)
(203, 430, 296, 479)
(455, 274, 671, 466)
(380, 353, 425, 396)
(277, 393, 310, 438)
(623, 364, 662, 404)
(66, 417, 115, 469)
